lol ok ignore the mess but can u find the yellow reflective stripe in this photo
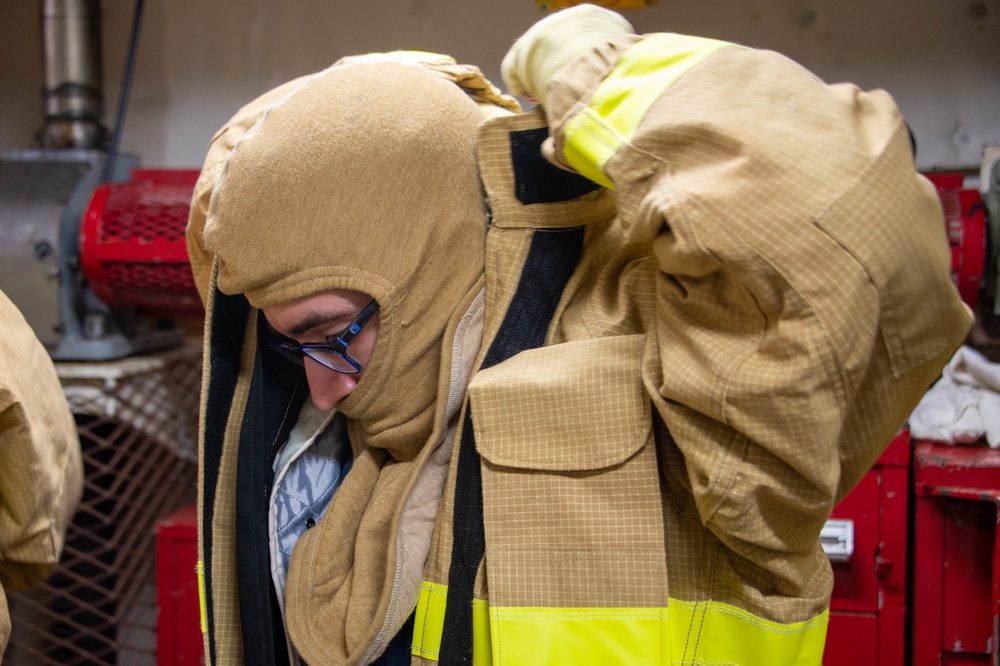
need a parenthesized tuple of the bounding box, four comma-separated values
(412, 581, 491, 664)
(490, 602, 828, 666)
(412, 581, 446, 659)
(196, 560, 208, 634)
(562, 33, 734, 190)
(412, 580, 828, 665)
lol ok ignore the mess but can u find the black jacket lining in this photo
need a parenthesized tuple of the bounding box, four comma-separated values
(200, 289, 250, 666)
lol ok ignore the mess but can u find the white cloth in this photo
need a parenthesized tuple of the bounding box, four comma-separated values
(909, 345, 1000, 448)
(268, 401, 350, 666)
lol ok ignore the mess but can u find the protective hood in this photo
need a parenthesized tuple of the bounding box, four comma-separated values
(203, 59, 500, 460)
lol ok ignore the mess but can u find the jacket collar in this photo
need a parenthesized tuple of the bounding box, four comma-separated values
(476, 107, 617, 230)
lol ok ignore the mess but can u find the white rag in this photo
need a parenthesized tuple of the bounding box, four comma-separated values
(909, 345, 1000, 448)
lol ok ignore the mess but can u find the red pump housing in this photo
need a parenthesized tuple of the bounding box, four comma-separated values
(925, 172, 987, 311)
(80, 168, 204, 320)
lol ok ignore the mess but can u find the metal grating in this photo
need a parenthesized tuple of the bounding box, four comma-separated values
(100, 185, 191, 244)
(100, 263, 200, 313)
(3, 343, 202, 666)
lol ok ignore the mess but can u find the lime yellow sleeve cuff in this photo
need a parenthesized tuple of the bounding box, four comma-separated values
(563, 33, 735, 190)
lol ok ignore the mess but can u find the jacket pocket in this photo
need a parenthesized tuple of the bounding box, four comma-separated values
(812, 128, 970, 377)
(470, 335, 650, 472)
(468, 334, 668, 612)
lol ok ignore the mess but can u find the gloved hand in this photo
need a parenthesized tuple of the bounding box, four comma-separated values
(501, 4, 634, 107)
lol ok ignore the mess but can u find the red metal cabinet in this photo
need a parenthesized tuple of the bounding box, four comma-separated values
(156, 504, 204, 665)
(912, 441, 1000, 666)
(823, 432, 911, 666)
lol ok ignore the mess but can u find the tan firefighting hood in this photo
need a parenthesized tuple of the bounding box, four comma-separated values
(204, 58, 508, 461)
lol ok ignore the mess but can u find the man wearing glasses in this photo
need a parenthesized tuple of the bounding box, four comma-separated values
(265, 294, 380, 411)
(188, 7, 971, 666)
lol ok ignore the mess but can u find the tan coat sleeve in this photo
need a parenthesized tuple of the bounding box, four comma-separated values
(0, 290, 82, 655)
(543, 36, 971, 584)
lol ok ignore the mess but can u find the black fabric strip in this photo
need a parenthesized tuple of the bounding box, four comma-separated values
(200, 289, 250, 666)
(439, 226, 585, 665)
(235, 313, 309, 666)
(438, 410, 484, 665)
(509, 127, 600, 205)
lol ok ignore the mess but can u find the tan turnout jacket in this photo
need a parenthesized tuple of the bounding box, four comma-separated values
(0, 290, 82, 659)
(190, 36, 970, 666)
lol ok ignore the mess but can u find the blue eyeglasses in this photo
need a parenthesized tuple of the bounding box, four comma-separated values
(266, 299, 379, 374)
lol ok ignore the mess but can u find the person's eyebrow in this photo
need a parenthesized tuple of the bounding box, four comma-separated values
(287, 311, 352, 338)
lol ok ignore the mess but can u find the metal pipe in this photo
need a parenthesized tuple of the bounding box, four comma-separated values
(39, 0, 108, 149)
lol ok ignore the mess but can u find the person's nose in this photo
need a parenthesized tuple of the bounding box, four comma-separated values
(303, 358, 358, 412)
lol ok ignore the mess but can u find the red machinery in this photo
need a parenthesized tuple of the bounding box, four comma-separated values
(0, 157, 204, 360)
(926, 172, 988, 312)
(81, 168, 203, 321)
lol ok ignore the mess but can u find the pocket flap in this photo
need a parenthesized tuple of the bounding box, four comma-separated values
(812, 129, 971, 376)
(469, 334, 650, 471)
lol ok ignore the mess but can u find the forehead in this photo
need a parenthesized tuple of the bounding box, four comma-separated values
(262, 288, 371, 337)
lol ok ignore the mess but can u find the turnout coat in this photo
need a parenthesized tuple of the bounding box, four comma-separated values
(0, 290, 81, 659)
(190, 36, 971, 666)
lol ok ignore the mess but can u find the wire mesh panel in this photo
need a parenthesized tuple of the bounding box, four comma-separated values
(4, 343, 202, 666)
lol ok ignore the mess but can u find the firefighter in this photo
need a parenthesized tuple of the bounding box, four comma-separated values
(188, 7, 970, 664)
